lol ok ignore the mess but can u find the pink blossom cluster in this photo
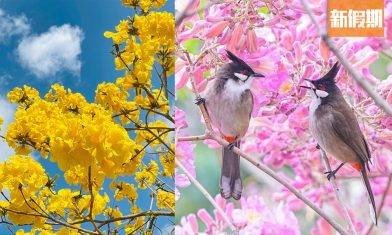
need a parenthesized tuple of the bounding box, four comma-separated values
(175, 107, 196, 199)
(176, 0, 392, 233)
(176, 195, 300, 234)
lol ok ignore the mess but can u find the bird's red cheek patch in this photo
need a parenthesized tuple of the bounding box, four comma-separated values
(351, 162, 362, 171)
(222, 135, 236, 143)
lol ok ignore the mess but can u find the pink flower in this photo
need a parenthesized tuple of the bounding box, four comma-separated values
(205, 21, 230, 38)
(175, 107, 188, 129)
(246, 29, 258, 53)
(227, 23, 244, 52)
(311, 218, 333, 235)
(176, 195, 300, 234)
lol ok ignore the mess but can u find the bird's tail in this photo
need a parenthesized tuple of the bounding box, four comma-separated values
(220, 141, 242, 200)
(360, 162, 377, 225)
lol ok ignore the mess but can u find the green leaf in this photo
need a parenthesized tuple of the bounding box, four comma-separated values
(183, 38, 204, 55)
(203, 70, 210, 79)
(370, 52, 391, 80)
(176, 88, 189, 101)
(258, 6, 269, 14)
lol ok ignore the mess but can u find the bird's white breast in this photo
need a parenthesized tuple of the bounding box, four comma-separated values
(309, 89, 324, 116)
(308, 93, 321, 140)
(224, 78, 251, 101)
(309, 96, 321, 117)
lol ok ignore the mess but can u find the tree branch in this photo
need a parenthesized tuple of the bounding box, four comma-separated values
(98, 210, 173, 228)
(2, 197, 98, 234)
(177, 134, 208, 142)
(88, 166, 101, 234)
(319, 148, 357, 235)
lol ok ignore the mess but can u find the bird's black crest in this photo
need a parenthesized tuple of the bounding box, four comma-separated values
(320, 61, 340, 83)
(225, 50, 253, 72)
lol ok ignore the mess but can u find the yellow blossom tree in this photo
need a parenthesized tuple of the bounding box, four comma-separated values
(0, 1, 174, 234)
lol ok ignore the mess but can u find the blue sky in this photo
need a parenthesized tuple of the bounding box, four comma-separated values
(0, 0, 174, 233)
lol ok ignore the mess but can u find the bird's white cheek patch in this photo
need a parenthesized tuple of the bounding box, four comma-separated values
(234, 73, 248, 81)
(315, 89, 329, 98)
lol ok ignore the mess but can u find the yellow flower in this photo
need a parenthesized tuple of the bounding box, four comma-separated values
(160, 151, 174, 176)
(156, 190, 174, 211)
(47, 189, 79, 216)
(135, 160, 159, 189)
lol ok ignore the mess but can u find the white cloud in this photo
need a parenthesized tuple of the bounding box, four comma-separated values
(0, 8, 30, 43)
(17, 24, 84, 78)
(0, 97, 15, 162)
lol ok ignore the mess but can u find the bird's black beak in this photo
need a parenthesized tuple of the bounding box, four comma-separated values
(300, 79, 315, 90)
(252, 73, 265, 78)
(300, 85, 312, 90)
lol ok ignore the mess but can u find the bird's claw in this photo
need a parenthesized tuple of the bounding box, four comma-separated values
(195, 97, 205, 105)
(324, 170, 337, 181)
(316, 144, 321, 149)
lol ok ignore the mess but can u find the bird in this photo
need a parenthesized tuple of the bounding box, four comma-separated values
(196, 50, 264, 200)
(301, 62, 377, 225)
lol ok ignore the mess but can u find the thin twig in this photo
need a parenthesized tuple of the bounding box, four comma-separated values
(2, 200, 98, 234)
(125, 126, 175, 131)
(1, 192, 10, 202)
(175, 158, 237, 232)
(140, 107, 174, 123)
(177, 134, 208, 141)
(98, 211, 174, 228)
(319, 149, 357, 235)
(299, 0, 392, 116)
(88, 166, 101, 234)
(338, 173, 392, 180)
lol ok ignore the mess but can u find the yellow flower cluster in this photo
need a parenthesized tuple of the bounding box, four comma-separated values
(135, 120, 170, 146)
(133, 11, 175, 75)
(124, 205, 145, 233)
(0, 155, 112, 232)
(1, 0, 174, 232)
(156, 189, 174, 211)
(135, 160, 159, 189)
(0, 155, 47, 225)
(104, 207, 123, 226)
(103, 20, 129, 45)
(122, 0, 166, 12)
(111, 181, 138, 202)
(134, 89, 169, 113)
(6, 84, 144, 188)
(160, 144, 174, 176)
(95, 82, 140, 123)
(7, 85, 39, 108)
(104, 9, 174, 89)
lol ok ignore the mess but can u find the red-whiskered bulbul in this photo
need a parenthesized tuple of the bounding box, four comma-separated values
(197, 50, 264, 200)
(301, 62, 377, 225)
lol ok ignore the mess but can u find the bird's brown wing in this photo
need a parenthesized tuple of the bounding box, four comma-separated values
(324, 105, 370, 163)
(241, 89, 253, 121)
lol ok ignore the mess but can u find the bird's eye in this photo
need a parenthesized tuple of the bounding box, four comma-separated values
(240, 70, 248, 76)
(317, 84, 326, 91)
